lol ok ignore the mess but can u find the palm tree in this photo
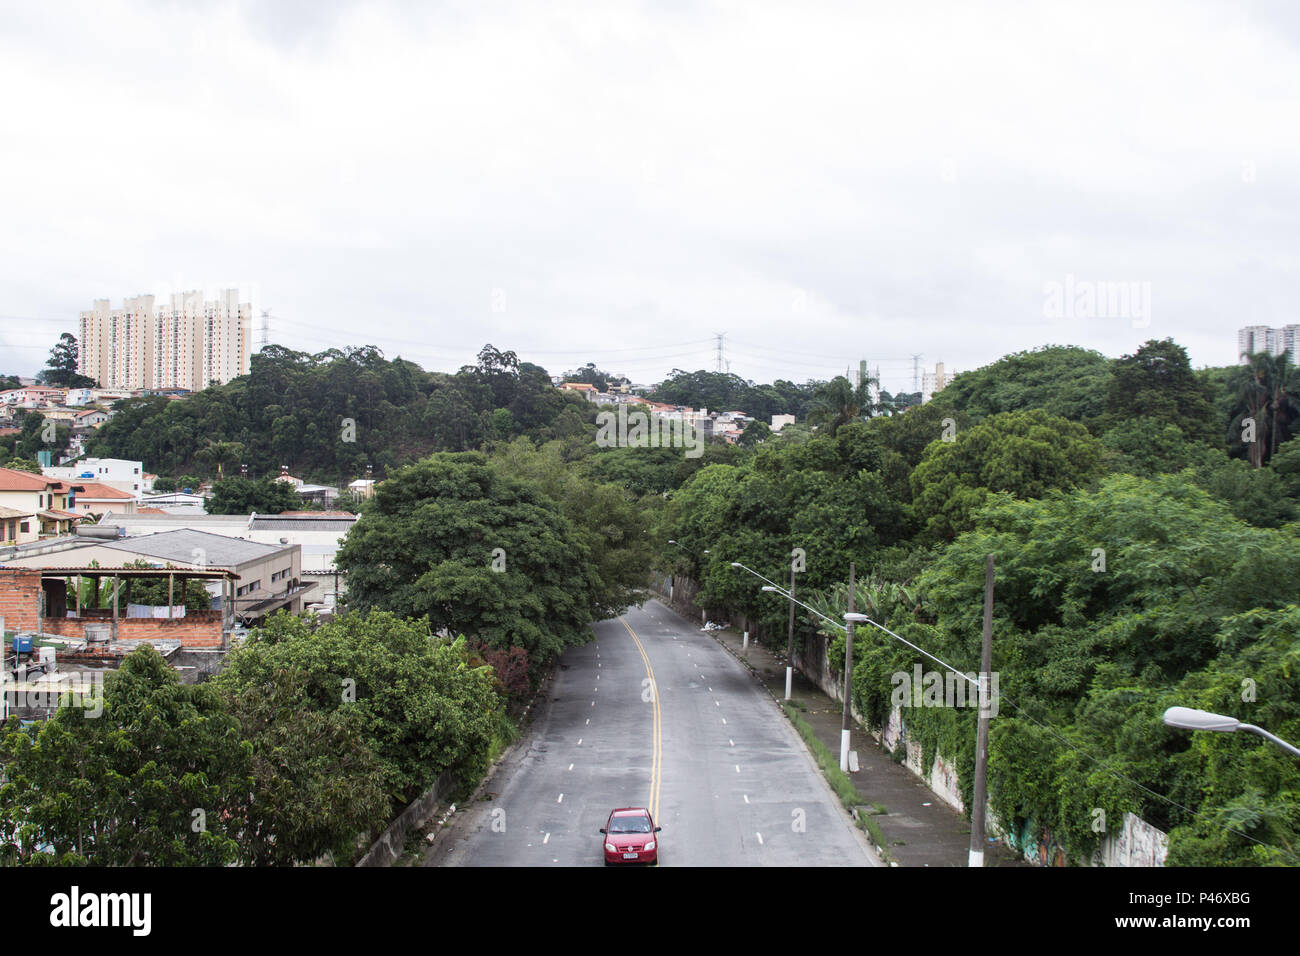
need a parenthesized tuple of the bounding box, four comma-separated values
(195, 440, 245, 479)
(1229, 355, 1272, 468)
(1264, 353, 1300, 461)
(806, 374, 876, 436)
(1229, 353, 1300, 467)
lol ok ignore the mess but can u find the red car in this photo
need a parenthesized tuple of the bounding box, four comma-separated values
(600, 808, 661, 865)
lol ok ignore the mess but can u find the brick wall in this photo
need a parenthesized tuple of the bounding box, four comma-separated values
(0, 568, 41, 632)
(43, 611, 224, 648)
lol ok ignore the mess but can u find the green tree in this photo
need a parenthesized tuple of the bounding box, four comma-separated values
(0, 645, 246, 865)
(219, 669, 390, 865)
(909, 408, 1104, 539)
(214, 611, 500, 805)
(195, 440, 245, 479)
(931, 345, 1113, 429)
(806, 375, 874, 436)
(1105, 339, 1217, 441)
(335, 453, 604, 668)
(205, 476, 301, 515)
(36, 333, 96, 388)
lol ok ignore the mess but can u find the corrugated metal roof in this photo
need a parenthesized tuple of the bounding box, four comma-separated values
(250, 518, 357, 532)
(100, 529, 288, 567)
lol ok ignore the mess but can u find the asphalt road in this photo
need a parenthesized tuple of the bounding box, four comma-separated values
(428, 599, 881, 866)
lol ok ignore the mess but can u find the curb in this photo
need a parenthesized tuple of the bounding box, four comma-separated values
(414, 661, 557, 866)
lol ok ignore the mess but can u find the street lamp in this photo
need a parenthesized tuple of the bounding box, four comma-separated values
(756, 576, 809, 700)
(759, 585, 845, 633)
(1163, 706, 1300, 758)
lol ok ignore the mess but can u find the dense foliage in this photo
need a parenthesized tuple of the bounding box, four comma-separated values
(336, 451, 648, 675)
(86, 344, 596, 484)
(205, 476, 302, 515)
(0, 612, 504, 866)
(662, 337, 1300, 866)
(649, 368, 821, 421)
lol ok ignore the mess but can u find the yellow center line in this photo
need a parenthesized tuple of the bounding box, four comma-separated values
(619, 615, 661, 822)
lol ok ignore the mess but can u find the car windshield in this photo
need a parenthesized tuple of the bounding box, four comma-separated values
(609, 815, 652, 834)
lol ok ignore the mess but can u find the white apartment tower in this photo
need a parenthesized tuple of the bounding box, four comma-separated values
(921, 362, 948, 404)
(79, 290, 252, 391)
(1238, 325, 1300, 364)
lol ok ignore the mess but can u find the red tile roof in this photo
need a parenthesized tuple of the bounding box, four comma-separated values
(73, 482, 135, 500)
(0, 467, 69, 491)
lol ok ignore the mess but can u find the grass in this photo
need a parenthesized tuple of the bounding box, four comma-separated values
(857, 809, 889, 851)
(487, 712, 519, 764)
(782, 703, 861, 809)
(782, 702, 896, 865)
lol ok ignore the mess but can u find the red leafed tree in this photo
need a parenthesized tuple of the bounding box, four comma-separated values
(473, 643, 531, 703)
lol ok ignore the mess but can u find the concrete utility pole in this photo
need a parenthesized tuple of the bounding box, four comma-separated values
(785, 562, 796, 700)
(969, 554, 995, 867)
(840, 563, 856, 772)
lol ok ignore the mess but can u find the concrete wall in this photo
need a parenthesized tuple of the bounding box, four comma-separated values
(357, 769, 456, 867)
(1093, 812, 1169, 868)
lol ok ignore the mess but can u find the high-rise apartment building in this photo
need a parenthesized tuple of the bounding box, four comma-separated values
(1238, 325, 1300, 364)
(921, 362, 948, 404)
(79, 290, 252, 390)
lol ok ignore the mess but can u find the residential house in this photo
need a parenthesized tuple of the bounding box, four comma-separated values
(73, 408, 110, 429)
(1, 527, 316, 632)
(0, 386, 66, 408)
(0, 467, 82, 537)
(44, 457, 145, 499)
(559, 382, 599, 402)
(0, 505, 38, 546)
(71, 482, 138, 517)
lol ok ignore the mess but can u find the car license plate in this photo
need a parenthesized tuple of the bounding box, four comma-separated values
(623, 852, 638, 859)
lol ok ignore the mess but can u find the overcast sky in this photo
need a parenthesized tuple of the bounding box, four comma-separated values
(2, 0, 1298, 394)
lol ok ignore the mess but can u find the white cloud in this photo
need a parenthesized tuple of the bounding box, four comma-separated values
(2, 0, 1298, 392)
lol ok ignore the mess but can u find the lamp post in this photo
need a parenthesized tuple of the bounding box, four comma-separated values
(786, 563, 797, 700)
(733, 562, 800, 700)
(840, 561, 859, 773)
(1163, 706, 1300, 758)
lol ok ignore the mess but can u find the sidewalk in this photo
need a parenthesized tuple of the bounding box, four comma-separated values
(687, 609, 1025, 867)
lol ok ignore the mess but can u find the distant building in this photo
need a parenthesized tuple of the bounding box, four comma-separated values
(45, 458, 145, 500)
(0, 386, 66, 408)
(70, 482, 138, 517)
(771, 414, 796, 433)
(348, 478, 376, 500)
(0, 468, 82, 538)
(1238, 325, 1300, 363)
(79, 289, 252, 391)
(559, 382, 600, 402)
(921, 362, 949, 404)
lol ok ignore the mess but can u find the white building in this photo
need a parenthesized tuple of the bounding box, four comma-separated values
(1238, 325, 1300, 363)
(79, 290, 252, 392)
(921, 362, 949, 404)
(44, 458, 146, 500)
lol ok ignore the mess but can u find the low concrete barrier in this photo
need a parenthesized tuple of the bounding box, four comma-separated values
(356, 768, 457, 867)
